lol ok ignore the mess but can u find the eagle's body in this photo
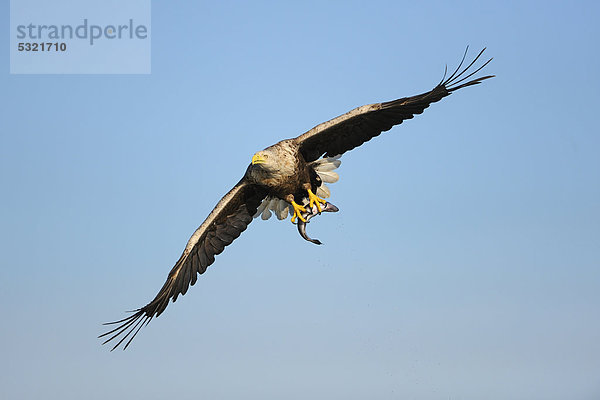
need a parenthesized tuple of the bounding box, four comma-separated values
(101, 48, 494, 350)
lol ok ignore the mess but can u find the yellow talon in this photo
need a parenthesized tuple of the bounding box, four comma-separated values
(307, 189, 327, 213)
(290, 201, 307, 223)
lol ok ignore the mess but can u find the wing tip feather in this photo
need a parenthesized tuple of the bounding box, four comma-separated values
(443, 47, 494, 91)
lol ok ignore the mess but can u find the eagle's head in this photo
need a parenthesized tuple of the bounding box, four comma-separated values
(251, 150, 278, 172)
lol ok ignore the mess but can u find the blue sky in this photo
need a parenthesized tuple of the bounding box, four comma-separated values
(1, 1, 599, 399)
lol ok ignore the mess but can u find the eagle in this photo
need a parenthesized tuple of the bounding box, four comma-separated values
(101, 48, 493, 350)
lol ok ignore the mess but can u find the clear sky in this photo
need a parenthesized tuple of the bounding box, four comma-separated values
(1, 1, 599, 399)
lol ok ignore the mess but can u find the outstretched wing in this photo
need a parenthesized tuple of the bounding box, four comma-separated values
(295, 48, 494, 162)
(100, 177, 267, 350)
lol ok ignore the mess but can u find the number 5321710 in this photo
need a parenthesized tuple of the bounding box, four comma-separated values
(18, 42, 67, 51)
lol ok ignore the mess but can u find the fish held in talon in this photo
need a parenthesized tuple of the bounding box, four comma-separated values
(297, 201, 339, 245)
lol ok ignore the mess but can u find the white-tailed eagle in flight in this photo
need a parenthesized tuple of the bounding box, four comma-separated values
(100, 47, 493, 350)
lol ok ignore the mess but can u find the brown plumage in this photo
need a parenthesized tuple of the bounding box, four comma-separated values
(100, 47, 494, 350)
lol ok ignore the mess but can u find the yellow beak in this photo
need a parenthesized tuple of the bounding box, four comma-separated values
(252, 154, 266, 165)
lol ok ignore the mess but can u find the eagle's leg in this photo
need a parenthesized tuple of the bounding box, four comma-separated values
(307, 188, 327, 214)
(287, 195, 307, 223)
